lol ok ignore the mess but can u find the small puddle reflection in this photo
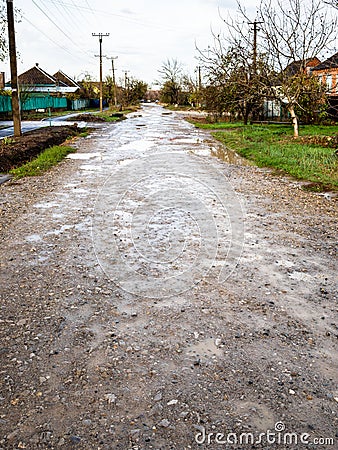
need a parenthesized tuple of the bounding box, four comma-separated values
(210, 145, 249, 165)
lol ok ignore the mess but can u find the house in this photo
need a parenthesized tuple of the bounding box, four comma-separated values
(284, 57, 321, 76)
(53, 70, 81, 91)
(311, 52, 338, 120)
(311, 52, 338, 95)
(261, 56, 338, 122)
(7, 64, 80, 94)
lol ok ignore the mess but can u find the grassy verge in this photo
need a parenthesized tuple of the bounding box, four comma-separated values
(194, 122, 338, 191)
(10, 145, 76, 178)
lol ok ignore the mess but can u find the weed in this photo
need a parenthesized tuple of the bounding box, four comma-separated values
(10, 145, 76, 178)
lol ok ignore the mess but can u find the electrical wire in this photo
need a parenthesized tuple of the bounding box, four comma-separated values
(39, 0, 86, 34)
(48, 0, 178, 31)
(31, 0, 95, 58)
(22, 15, 93, 64)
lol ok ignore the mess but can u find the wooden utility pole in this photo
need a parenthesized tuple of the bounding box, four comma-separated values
(248, 21, 263, 74)
(92, 32, 109, 112)
(107, 56, 118, 107)
(7, 0, 21, 136)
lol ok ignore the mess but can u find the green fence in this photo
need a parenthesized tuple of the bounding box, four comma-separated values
(0, 95, 67, 113)
(0, 95, 11, 113)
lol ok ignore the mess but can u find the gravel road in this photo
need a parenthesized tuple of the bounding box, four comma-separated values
(0, 104, 337, 449)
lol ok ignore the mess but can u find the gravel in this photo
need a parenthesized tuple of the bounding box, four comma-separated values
(0, 105, 337, 449)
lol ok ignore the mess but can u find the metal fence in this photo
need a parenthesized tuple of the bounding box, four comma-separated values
(69, 98, 90, 110)
(0, 95, 67, 113)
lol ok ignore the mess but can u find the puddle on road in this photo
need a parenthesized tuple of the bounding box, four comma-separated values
(117, 158, 137, 167)
(25, 234, 43, 243)
(34, 201, 61, 209)
(210, 145, 249, 165)
(288, 271, 314, 282)
(168, 137, 202, 144)
(186, 338, 223, 361)
(79, 164, 105, 171)
(118, 140, 155, 152)
(67, 153, 102, 160)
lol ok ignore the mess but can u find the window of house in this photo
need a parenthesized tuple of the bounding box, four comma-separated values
(326, 74, 333, 92)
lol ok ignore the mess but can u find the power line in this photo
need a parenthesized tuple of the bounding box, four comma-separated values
(31, 0, 94, 59)
(49, 0, 178, 31)
(32, 0, 76, 42)
(22, 15, 94, 64)
(40, 0, 88, 34)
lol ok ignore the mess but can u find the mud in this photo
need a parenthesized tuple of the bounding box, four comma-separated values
(0, 104, 337, 449)
(0, 125, 80, 173)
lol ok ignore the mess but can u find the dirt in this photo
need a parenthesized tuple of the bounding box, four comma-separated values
(0, 105, 337, 449)
(0, 126, 80, 173)
(67, 114, 107, 123)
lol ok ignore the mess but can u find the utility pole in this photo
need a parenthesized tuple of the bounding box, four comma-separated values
(123, 70, 130, 107)
(92, 32, 109, 112)
(107, 56, 118, 107)
(248, 20, 263, 122)
(248, 21, 263, 74)
(197, 66, 202, 108)
(123, 70, 130, 90)
(7, 0, 21, 137)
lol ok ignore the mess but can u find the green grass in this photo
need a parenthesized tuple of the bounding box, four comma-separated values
(206, 124, 338, 190)
(10, 145, 76, 178)
(192, 121, 245, 130)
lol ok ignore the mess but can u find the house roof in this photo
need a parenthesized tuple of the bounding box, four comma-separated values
(312, 52, 338, 71)
(53, 70, 80, 88)
(18, 64, 57, 86)
(284, 57, 321, 76)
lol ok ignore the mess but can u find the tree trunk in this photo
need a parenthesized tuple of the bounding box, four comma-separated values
(288, 105, 299, 137)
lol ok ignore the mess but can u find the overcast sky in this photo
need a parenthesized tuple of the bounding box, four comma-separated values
(6, 0, 258, 87)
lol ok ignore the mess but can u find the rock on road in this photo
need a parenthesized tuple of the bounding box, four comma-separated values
(0, 104, 337, 449)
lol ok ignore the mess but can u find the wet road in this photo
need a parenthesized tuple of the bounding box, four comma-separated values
(0, 103, 337, 449)
(0, 113, 87, 139)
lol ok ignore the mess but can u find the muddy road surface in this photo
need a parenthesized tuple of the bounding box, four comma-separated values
(0, 104, 337, 449)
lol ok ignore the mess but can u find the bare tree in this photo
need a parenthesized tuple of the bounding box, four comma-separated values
(256, 0, 336, 135)
(158, 59, 183, 105)
(0, 2, 8, 61)
(216, 0, 336, 135)
(197, 30, 269, 123)
(324, 0, 338, 9)
(0, 2, 22, 61)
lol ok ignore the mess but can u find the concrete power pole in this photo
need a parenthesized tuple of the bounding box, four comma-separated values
(123, 70, 130, 107)
(197, 66, 202, 108)
(107, 56, 118, 107)
(92, 33, 109, 112)
(7, 0, 21, 137)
